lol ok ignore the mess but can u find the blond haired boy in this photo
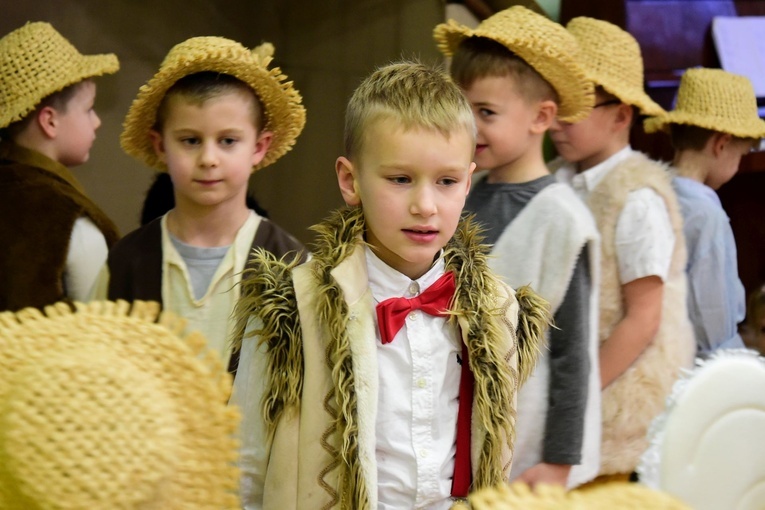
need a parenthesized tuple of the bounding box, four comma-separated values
(0, 22, 119, 311)
(231, 60, 548, 509)
(435, 6, 602, 488)
(92, 37, 306, 374)
(645, 68, 765, 356)
(548, 17, 696, 478)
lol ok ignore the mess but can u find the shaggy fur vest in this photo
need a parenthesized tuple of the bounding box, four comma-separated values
(586, 152, 696, 475)
(233, 207, 549, 509)
(0, 141, 118, 311)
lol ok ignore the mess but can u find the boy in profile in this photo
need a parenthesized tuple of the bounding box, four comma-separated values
(94, 37, 306, 374)
(645, 67, 765, 356)
(0, 22, 119, 311)
(231, 60, 548, 509)
(435, 6, 602, 488)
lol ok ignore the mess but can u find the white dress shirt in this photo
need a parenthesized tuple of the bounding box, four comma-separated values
(64, 216, 109, 300)
(366, 247, 461, 510)
(556, 147, 675, 283)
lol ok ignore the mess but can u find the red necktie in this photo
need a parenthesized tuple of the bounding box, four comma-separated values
(375, 271, 456, 345)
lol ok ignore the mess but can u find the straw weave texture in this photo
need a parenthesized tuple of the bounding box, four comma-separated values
(0, 22, 118, 129)
(434, 6, 594, 123)
(566, 17, 664, 117)
(645, 67, 765, 138)
(467, 482, 690, 509)
(121, 37, 305, 172)
(0, 300, 240, 510)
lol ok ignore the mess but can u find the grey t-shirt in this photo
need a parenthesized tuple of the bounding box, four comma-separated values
(466, 174, 590, 465)
(170, 234, 230, 301)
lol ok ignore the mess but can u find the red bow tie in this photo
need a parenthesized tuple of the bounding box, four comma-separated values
(375, 271, 456, 345)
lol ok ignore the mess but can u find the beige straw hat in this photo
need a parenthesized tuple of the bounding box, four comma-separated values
(461, 482, 690, 510)
(0, 21, 119, 129)
(566, 17, 665, 117)
(0, 301, 240, 510)
(121, 37, 306, 172)
(644, 67, 765, 138)
(434, 6, 594, 123)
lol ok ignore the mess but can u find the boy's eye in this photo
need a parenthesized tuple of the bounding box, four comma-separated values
(439, 177, 459, 186)
(388, 176, 411, 184)
(180, 137, 200, 146)
(478, 108, 495, 117)
(220, 137, 237, 146)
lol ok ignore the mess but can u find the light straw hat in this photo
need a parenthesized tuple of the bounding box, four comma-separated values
(462, 482, 690, 510)
(0, 301, 240, 510)
(0, 22, 119, 129)
(434, 6, 594, 123)
(121, 37, 306, 172)
(566, 17, 665, 117)
(644, 67, 765, 138)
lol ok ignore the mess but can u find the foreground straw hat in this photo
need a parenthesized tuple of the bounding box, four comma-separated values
(121, 37, 306, 172)
(0, 21, 119, 129)
(644, 68, 765, 138)
(566, 17, 665, 117)
(462, 482, 690, 510)
(434, 6, 594, 123)
(0, 301, 240, 509)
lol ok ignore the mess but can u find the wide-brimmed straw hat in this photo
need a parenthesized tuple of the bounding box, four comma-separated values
(565, 17, 665, 117)
(644, 67, 765, 138)
(0, 301, 240, 509)
(0, 22, 119, 129)
(433, 6, 594, 123)
(121, 37, 306, 172)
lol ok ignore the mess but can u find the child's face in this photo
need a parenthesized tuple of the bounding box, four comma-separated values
(706, 136, 756, 190)
(54, 81, 101, 167)
(150, 92, 271, 211)
(462, 75, 544, 172)
(548, 90, 629, 171)
(336, 118, 475, 280)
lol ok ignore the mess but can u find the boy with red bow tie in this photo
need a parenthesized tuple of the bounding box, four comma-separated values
(231, 61, 549, 510)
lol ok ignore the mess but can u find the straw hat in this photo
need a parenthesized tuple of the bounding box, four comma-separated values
(433, 6, 594, 123)
(0, 301, 240, 510)
(644, 68, 765, 138)
(121, 37, 306, 172)
(0, 21, 119, 129)
(566, 17, 665, 117)
(463, 482, 690, 510)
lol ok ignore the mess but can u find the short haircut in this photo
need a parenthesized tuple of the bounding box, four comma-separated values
(2, 80, 91, 140)
(449, 36, 558, 105)
(344, 60, 476, 160)
(669, 124, 719, 152)
(153, 72, 264, 132)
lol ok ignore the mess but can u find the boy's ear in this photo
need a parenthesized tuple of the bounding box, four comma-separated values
(149, 130, 166, 163)
(711, 132, 733, 158)
(36, 106, 58, 139)
(336, 156, 361, 206)
(252, 130, 274, 167)
(613, 103, 634, 132)
(531, 99, 558, 135)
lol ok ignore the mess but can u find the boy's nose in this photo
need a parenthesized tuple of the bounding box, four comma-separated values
(410, 186, 437, 217)
(549, 117, 563, 132)
(199, 143, 219, 168)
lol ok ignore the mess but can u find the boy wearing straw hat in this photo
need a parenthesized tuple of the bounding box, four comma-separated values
(0, 22, 120, 311)
(645, 68, 765, 356)
(548, 17, 696, 480)
(434, 6, 602, 489)
(231, 60, 548, 510)
(92, 36, 307, 374)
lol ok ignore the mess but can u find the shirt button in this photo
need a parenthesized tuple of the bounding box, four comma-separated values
(408, 282, 420, 296)
(417, 378, 427, 388)
(419, 449, 429, 458)
(408, 312, 417, 321)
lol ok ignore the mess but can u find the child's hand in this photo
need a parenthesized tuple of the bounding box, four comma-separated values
(515, 462, 571, 488)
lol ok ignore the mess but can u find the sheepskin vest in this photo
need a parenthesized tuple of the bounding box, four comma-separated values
(0, 141, 119, 311)
(233, 207, 549, 510)
(586, 152, 696, 475)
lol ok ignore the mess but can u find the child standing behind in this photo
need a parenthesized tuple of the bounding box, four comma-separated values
(549, 17, 696, 479)
(231, 61, 548, 509)
(434, 6, 602, 489)
(0, 22, 119, 311)
(93, 37, 306, 374)
(644, 68, 765, 356)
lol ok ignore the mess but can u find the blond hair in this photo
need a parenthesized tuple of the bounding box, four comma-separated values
(344, 60, 475, 159)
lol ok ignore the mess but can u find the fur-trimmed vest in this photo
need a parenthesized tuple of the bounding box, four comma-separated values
(0, 141, 119, 311)
(584, 152, 696, 475)
(232, 207, 548, 510)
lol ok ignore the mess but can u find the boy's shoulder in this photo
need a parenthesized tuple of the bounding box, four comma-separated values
(249, 217, 307, 266)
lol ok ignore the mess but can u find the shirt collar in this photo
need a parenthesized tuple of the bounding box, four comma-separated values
(565, 145, 633, 198)
(674, 175, 721, 206)
(365, 246, 446, 303)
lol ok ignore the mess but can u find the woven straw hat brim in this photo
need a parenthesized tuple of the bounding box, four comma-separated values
(121, 37, 306, 172)
(0, 301, 240, 510)
(434, 6, 594, 123)
(566, 17, 665, 118)
(0, 22, 119, 129)
(645, 111, 765, 139)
